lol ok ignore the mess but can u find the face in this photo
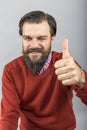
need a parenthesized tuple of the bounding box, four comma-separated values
(22, 21, 55, 73)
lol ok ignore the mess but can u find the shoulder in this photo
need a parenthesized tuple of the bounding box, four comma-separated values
(52, 51, 62, 63)
(4, 55, 26, 71)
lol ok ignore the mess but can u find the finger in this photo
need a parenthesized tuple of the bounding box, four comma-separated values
(54, 59, 66, 69)
(62, 38, 70, 59)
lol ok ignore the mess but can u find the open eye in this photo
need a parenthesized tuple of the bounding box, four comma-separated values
(23, 36, 32, 41)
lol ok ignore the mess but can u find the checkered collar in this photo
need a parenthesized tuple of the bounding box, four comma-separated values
(39, 52, 52, 74)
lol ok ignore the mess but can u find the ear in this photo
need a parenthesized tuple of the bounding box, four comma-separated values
(51, 36, 55, 44)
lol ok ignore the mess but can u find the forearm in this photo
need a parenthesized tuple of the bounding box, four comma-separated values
(76, 69, 86, 88)
(74, 71, 87, 105)
(0, 120, 18, 130)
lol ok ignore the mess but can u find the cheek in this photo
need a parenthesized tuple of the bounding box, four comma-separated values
(22, 41, 29, 50)
(42, 41, 51, 51)
(41, 40, 50, 47)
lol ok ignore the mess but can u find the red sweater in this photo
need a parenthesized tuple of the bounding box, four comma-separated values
(0, 51, 87, 130)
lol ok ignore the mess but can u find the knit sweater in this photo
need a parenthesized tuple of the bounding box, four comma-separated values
(0, 51, 87, 130)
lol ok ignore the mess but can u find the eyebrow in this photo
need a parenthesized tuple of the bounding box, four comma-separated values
(22, 35, 48, 38)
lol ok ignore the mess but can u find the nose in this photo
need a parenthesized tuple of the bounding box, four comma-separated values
(30, 39, 40, 48)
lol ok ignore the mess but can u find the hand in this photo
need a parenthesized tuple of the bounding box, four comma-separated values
(54, 39, 85, 87)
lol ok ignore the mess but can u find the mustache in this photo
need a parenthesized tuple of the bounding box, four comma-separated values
(22, 48, 44, 55)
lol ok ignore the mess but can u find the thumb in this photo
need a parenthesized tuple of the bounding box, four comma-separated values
(62, 38, 70, 59)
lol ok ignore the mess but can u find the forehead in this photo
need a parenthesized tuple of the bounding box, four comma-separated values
(22, 21, 50, 36)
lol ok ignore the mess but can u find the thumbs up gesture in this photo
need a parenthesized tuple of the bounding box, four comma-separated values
(62, 39, 70, 59)
(54, 39, 85, 87)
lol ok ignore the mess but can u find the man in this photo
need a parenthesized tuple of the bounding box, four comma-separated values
(0, 10, 87, 130)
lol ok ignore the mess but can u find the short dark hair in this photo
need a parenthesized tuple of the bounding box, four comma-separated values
(19, 10, 57, 37)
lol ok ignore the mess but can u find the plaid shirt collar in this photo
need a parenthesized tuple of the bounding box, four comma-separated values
(39, 52, 52, 74)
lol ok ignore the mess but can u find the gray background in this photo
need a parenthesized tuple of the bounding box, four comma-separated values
(0, 0, 87, 130)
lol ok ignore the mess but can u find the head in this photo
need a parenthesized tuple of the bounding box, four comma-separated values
(19, 10, 57, 73)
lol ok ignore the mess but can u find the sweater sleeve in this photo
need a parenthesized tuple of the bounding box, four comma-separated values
(72, 71, 87, 105)
(0, 65, 20, 130)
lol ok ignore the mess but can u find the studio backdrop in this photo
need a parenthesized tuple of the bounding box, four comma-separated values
(0, 0, 87, 130)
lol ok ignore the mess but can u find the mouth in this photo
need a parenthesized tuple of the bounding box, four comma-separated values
(29, 51, 42, 56)
(28, 51, 42, 62)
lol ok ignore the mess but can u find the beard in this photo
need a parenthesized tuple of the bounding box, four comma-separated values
(22, 46, 51, 73)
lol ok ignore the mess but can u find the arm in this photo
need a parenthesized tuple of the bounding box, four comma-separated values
(0, 65, 20, 130)
(54, 39, 87, 105)
(73, 71, 87, 105)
